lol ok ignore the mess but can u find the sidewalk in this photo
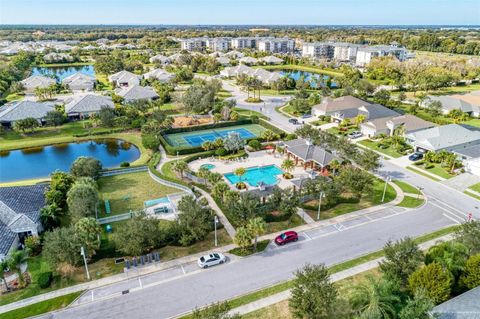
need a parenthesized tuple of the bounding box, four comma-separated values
(228, 234, 454, 316)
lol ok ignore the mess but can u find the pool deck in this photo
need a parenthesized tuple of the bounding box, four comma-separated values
(189, 150, 306, 190)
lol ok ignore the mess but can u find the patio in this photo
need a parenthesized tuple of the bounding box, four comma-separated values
(189, 150, 307, 190)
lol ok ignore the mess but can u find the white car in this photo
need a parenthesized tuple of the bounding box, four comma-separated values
(348, 131, 363, 139)
(197, 253, 226, 269)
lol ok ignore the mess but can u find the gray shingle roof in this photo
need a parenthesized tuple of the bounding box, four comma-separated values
(0, 100, 54, 122)
(0, 221, 16, 256)
(0, 184, 47, 224)
(284, 139, 337, 166)
(312, 95, 371, 114)
(114, 85, 159, 102)
(431, 286, 480, 319)
(20, 75, 56, 89)
(406, 124, 480, 151)
(65, 94, 114, 114)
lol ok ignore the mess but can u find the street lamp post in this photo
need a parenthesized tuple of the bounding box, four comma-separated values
(417, 187, 424, 199)
(214, 216, 219, 247)
(80, 246, 90, 280)
(317, 191, 325, 221)
(381, 176, 392, 203)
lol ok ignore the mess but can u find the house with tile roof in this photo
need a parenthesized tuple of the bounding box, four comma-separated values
(312, 95, 371, 117)
(149, 54, 171, 65)
(62, 72, 96, 91)
(114, 85, 159, 103)
(0, 185, 47, 261)
(20, 75, 56, 93)
(260, 55, 283, 65)
(108, 70, 141, 88)
(64, 94, 114, 118)
(0, 100, 55, 127)
(143, 68, 175, 83)
(331, 103, 400, 123)
(360, 114, 435, 137)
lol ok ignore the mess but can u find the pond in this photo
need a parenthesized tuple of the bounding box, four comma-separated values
(0, 139, 140, 182)
(279, 70, 338, 88)
(31, 65, 96, 81)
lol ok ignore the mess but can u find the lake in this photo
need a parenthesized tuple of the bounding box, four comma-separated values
(279, 70, 338, 88)
(31, 65, 96, 81)
(0, 139, 140, 182)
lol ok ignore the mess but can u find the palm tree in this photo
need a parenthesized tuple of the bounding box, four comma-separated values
(350, 276, 400, 319)
(234, 167, 246, 182)
(328, 159, 341, 176)
(172, 160, 188, 178)
(212, 182, 230, 202)
(8, 250, 28, 288)
(261, 129, 277, 143)
(247, 217, 267, 252)
(281, 159, 295, 176)
(355, 114, 366, 127)
(197, 167, 210, 185)
(0, 259, 10, 292)
(202, 141, 214, 151)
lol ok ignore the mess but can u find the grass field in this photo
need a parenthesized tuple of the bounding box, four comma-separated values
(406, 166, 442, 181)
(357, 140, 403, 159)
(97, 171, 179, 216)
(468, 182, 480, 193)
(397, 195, 425, 208)
(392, 180, 422, 195)
(414, 163, 455, 180)
(164, 124, 266, 148)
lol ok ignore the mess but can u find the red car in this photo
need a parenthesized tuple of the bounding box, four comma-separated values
(275, 231, 298, 245)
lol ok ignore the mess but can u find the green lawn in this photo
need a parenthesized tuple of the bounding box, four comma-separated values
(357, 139, 403, 159)
(0, 291, 83, 319)
(393, 180, 422, 195)
(97, 171, 179, 216)
(415, 163, 455, 180)
(304, 178, 397, 221)
(397, 196, 425, 208)
(468, 182, 480, 193)
(234, 108, 269, 119)
(229, 240, 270, 257)
(465, 190, 480, 200)
(406, 166, 442, 181)
(265, 214, 304, 234)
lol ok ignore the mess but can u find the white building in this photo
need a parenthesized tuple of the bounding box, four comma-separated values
(180, 38, 207, 51)
(231, 37, 258, 50)
(333, 43, 360, 62)
(258, 38, 295, 53)
(355, 45, 408, 67)
(206, 38, 231, 52)
(302, 42, 335, 59)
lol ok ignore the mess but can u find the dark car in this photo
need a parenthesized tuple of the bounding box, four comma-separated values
(301, 113, 312, 119)
(288, 118, 299, 124)
(408, 152, 424, 161)
(275, 231, 298, 246)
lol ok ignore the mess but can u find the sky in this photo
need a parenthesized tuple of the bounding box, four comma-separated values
(0, 0, 479, 25)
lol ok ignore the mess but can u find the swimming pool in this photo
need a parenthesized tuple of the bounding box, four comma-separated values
(144, 197, 170, 208)
(224, 165, 283, 187)
(200, 164, 216, 170)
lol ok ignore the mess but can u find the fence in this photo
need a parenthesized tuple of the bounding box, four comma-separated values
(97, 211, 136, 224)
(101, 166, 148, 177)
(148, 168, 195, 196)
(184, 171, 207, 185)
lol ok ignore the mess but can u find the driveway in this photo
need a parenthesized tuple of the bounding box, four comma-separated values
(441, 173, 480, 192)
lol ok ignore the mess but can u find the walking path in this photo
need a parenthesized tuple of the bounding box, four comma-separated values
(228, 234, 454, 316)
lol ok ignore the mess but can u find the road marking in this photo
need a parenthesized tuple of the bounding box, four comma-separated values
(431, 198, 468, 218)
(91, 290, 94, 301)
(430, 202, 464, 223)
(303, 232, 312, 240)
(180, 264, 186, 275)
(138, 278, 143, 289)
(442, 213, 462, 225)
(334, 223, 346, 231)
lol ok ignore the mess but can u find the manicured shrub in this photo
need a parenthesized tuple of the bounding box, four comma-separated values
(24, 236, 42, 256)
(215, 147, 227, 156)
(248, 139, 261, 151)
(37, 271, 53, 289)
(120, 162, 130, 167)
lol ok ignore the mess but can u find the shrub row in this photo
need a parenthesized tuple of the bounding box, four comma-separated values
(73, 127, 127, 138)
(300, 196, 360, 211)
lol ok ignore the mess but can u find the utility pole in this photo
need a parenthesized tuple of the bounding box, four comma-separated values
(214, 216, 219, 247)
(317, 191, 325, 221)
(382, 175, 391, 203)
(80, 246, 90, 280)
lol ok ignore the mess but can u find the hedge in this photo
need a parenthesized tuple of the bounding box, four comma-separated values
(258, 118, 287, 137)
(300, 196, 360, 211)
(37, 271, 53, 289)
(73, 127, 127, 137)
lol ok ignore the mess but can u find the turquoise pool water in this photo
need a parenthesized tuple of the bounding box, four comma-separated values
(224, 165, 283, 187)
(144, 197, 170, 208)
(200, 164, 216, 170)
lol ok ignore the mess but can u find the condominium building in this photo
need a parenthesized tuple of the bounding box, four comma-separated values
(231, 37, 258, 50)
(258, 38, 295, 53)
(301, 42, 335, 59)
(333, 43, 361, 62)
(206, 38, 231, 52)
(355, 45, 408, 67)
(180, 38, 207, 51)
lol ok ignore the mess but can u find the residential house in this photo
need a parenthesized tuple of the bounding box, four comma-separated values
(422, 92, 480, 117)
(64, 94, 114, 119)
(20, 75, 56, 93)
(360, 114, 435, 137)
(43, 52, 73, 63)
(311, 95, 371, 117)
(284, 139, 338, 173)
(149, 54, 171, 65)
(224, 50, 244, 59)
(216, 56, 231, 66)
(331, 104, 400, 124)
(114, 85, 159, 103)
(220, 65, 281, 85)
(143, 68, 175, 82)
(405, 124, 480, 153)
(0, 100, 54, 127)
(108, 70, 141, 88)
(239, 56, 259, 65)
(62, 72, 96, 91)
(0, 185, 47, 262)
(260, 56, 283, 65)
(430, 286, 480, 319)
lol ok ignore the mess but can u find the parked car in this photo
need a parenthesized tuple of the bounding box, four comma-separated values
(275, 231, 298, 246)
(197, 253, 226, 268)
(408, 152, 424, 161)
(347, 131, 363, 139)
(288, 118, 299, 124)
(301, 113, 312, 119)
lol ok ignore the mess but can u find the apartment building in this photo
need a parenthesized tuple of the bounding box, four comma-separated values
(333, 43, 360, 62)
(206, 38, 231, 52)
(180, 38, 207, 51)
(231, 37, 258, 50)
(258, 37, 295, 53)
(355, 45, 408, 67)
(301, 42, 335, 59)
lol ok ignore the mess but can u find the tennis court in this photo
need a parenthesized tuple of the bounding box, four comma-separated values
(164, 124, 266, 148)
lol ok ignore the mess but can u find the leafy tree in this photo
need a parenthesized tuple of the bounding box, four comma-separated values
(234, 226, 253, 252)
(191, 301, 240, 319)
(98, 107, 117, 127)
(14, 117, 39, 133)
(45, 110, 66, 126)
(354, 149, 381, 172)
(177, 196, 213, 246)
(43, 227, 82, 268)
(223, 132, 245, 152)
(172, 160, 188, 177)
(212, 182, 230, 202)
(233, 167, 246, 182)
(24, 236, 42, 256)
(408, 262, 452, 304)
(45, 171, 75, 211)
(454, 220, 480, 255)
(399, 289, 434, 319)
(112, 215, 159, 256)
(337, 166, 373, 198)
(460, 254, 480, 289)
(74, 217, 102, 259)
(246, 217, 266, 252)
(66, 182, 99, 222)
(427, 100, 443, 117)
(95, 55, 124, 74)
(425, 241, 469, 281)
(350, 276, 400, 319)
(40, 203, 62, 230)
(281, 159, 295, 175)
(70, 156, 102, 180)
(142, 133, 160, 151)
(182, 82, 215, 114)
(261, 129, 277, 142)
(290, 98, 311, 114)
(289, 263, 339, 319)
(379, 237, 424, 289)
(373, 89, 392, 106)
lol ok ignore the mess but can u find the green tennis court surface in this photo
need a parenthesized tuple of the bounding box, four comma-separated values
(164, 124, 266, 148)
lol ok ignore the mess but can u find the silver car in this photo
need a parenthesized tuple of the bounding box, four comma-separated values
(197, 253, 226, 269)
